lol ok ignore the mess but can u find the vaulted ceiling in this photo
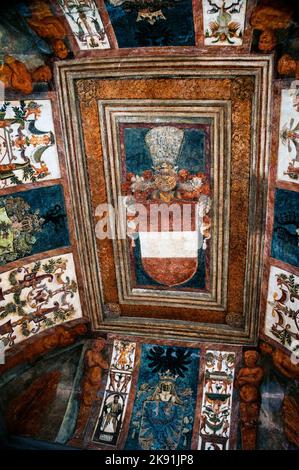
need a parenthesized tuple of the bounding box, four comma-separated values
(0, 0, 298, 452)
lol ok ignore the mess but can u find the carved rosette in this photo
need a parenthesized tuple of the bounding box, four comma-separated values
(103, 303, 121, 319)
(236, 350, 264, 450)
(231, 77, 255, 101)
(76, 79, 98, 108)
(225, 312, 245, 329)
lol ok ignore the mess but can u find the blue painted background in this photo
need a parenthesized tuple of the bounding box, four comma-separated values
(271, 189, 299, 267)
(124, 127, 206, 174)
(105, 0, 195, 48)
(1, 184, 70, 258)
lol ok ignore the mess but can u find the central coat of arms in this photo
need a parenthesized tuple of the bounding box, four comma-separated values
(122, 124, 211, 290)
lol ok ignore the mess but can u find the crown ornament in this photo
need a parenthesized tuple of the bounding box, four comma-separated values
(145, 126, 184, 168)
(158, 370, 179, 383)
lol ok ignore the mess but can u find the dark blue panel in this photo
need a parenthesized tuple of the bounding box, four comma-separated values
(125, 343, 200, 450)
(271, 189, 299, 267)
(105, 0, 195, 48)
(124, 127, 206, 174)
(0, 185, 70, 265)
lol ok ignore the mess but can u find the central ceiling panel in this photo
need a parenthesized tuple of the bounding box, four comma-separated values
(99, 99, 230, 311)
(56, 55, 272, 345)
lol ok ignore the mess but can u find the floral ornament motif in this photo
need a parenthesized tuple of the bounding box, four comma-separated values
(58, 0, 109, 50)
(267, 273, 299, 348)
(122, 126, 212, 248)
(0, 100, 57, 188)
(198, 350, 236, 450)
(280, 118, 299, 180)
(205, 0, 244, 45)
(0, 256, 79, 348)
(0, 196, 44, 265)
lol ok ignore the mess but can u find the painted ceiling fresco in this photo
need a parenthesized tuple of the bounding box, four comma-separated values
(0, 0, 298, 454)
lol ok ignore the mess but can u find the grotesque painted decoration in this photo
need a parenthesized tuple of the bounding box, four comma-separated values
(125, 344, 199, 450)
(264, 266, 299, 353)
(105, 0, 195, 47)
(0, 185, 70, 265)
(93, 339, 136, 445)
(271, 189, 299, 267)
(0, 253, 82, 351)
(1, 0, 298, 453)
(198, 350, 236, 450)
(202, 0, 247, 45)
(58, 0, 110, 49)
(279, 89, 299, 183)
(0, 100, 60, 188)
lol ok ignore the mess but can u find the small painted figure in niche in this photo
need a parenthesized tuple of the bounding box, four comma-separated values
(108, 370, 132, 393)
(105, 0, 195, 47)
(101, 394, 123, 433)
(92, 340, 136, 446)
(113, 340, 135, 370)
(198, 350, 235, 450)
